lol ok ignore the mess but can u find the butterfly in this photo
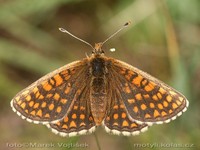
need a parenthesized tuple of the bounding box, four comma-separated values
(10, 22, 189, 137)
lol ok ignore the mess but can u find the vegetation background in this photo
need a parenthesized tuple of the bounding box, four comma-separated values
(0, 0, 199, 149)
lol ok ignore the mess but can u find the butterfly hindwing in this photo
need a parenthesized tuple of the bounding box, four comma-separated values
(10, 59, 90, 124)
(103, 88, 149, 136)
(47, 85, 96, 137)
(110, 59, 189, 125)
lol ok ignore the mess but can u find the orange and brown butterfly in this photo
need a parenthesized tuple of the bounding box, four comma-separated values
(10, 22, 189, 137)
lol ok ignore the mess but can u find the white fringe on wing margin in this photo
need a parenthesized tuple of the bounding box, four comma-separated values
(46, 124, 96, 137)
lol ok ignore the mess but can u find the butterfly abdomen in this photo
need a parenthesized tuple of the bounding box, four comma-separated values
(89, 57, 108, 125)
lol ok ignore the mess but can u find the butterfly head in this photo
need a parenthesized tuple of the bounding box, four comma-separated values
(92, 43, 105, 56)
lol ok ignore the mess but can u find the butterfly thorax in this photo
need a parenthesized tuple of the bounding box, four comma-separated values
(89, 54, 109, 125)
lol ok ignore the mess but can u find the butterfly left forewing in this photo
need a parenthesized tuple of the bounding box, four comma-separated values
(11, 59, 89, 124)
(110, 58, 189, 125)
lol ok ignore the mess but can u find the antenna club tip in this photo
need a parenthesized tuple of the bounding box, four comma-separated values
(124, 21, 131, 27)
(59, 27, 65, 32)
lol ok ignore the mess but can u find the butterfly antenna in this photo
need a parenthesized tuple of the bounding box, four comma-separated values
(101, 21, 131, 46)
(59, 27, 95, 50)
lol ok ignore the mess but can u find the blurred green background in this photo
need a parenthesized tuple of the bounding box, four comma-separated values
(0, 0, 199, 150)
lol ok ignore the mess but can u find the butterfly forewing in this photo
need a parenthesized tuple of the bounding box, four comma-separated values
(11, 59, 90, 124)
(110, 59, 189, 125)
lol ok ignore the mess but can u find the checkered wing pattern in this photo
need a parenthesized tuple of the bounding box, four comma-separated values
(110, 59, 189, 125)
(47, 86, 96, 137)
(10, 59, 89, 124)
(103, 89, 149, 136)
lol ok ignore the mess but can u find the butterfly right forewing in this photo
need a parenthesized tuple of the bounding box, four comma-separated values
(109, 58, 189, 125)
